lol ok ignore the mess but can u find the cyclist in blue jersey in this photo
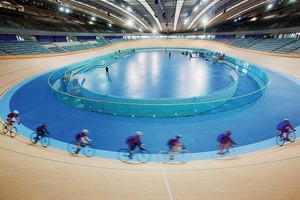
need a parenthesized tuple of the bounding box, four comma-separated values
(6, 110, 20, 132)
(7, 110, 20, 125)
(126, 131, 144, 159)
(34, 123, 49, 143)
(167, 134, 183, 159)
(276, 119, 296, 141)
(75, 129, 92, 154)
(217, 130, 237, 154)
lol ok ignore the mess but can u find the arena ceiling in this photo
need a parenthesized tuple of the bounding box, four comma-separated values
(4, 0, 300, 34)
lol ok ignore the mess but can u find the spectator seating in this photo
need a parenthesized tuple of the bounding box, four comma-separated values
(274, 40, 300, 54)
(248, 38, 295, 52)
(1, 38, 299, 56)
(0, 41, 51, 55)
(228, 38, 256, 48)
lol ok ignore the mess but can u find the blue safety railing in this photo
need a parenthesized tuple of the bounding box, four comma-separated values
(48, 48, 269, 117)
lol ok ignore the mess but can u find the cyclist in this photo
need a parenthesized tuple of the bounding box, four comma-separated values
(217, 130, 237, 154)
(167, 134, 183, 159)
(6, 110, 20, 132)
(75, 129, 92, 154)
(34, 123, 49, 143)
(276, 119, 296, 141)
(126, 131, 144, 159)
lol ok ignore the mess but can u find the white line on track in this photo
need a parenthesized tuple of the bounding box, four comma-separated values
(160, 162, 173, 200)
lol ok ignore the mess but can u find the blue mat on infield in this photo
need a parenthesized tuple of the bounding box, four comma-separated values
(3, 51, 300, 156)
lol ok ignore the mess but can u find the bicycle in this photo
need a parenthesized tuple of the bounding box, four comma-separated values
(157, 146, 190, 163)
(2, 122, 18, 138)
(276, 130, 296, 146)
(117, 146, 151, 163)
(211, 144, 240, 159)
(68, 141, 95, 157)
(30, 132, 50, 147)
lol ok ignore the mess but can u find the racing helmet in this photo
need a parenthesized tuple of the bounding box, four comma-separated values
(13, 110, 19, 114)
(82, 129, 89, 134)
(176, 134, 182, 138)
(136, 131, 143, 136)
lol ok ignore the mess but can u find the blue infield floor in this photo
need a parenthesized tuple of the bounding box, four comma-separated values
(1, 50, 300, 161)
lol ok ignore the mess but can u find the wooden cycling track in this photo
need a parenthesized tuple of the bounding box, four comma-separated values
(0, 39, 300, 200)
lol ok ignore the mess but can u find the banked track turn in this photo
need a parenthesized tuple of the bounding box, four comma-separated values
(1, 39, 300, 200)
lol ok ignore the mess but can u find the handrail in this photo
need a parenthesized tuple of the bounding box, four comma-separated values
(48, 48, 269, 117)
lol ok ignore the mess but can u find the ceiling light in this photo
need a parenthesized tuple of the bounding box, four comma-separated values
(127, 20, 133, 26)
(267, 3, 273, 10)
(226, 0, 263, 20)
(202, 17, 208, 25)
(263, 14, 276, 19)
(188, 0, 219, 29)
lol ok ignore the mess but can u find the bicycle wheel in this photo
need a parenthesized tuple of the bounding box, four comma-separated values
(211, 146, 225, 159)
(227, 146, 240, 158)
(117, 148, 131, 162)
(30, 132, 38, 144)
(136, 149, 151, 163)
(2, 123, 8, 134)
(68, 141, 77, 154)
(157, 149, 169, 163)
(276, 135, 285, 146)
(10, 126, 18, 138)
(40, 135, 50, 147)
(177, 149, 190, 163)
(288, 131, 296, 142)
(83, 144, 95, 157)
